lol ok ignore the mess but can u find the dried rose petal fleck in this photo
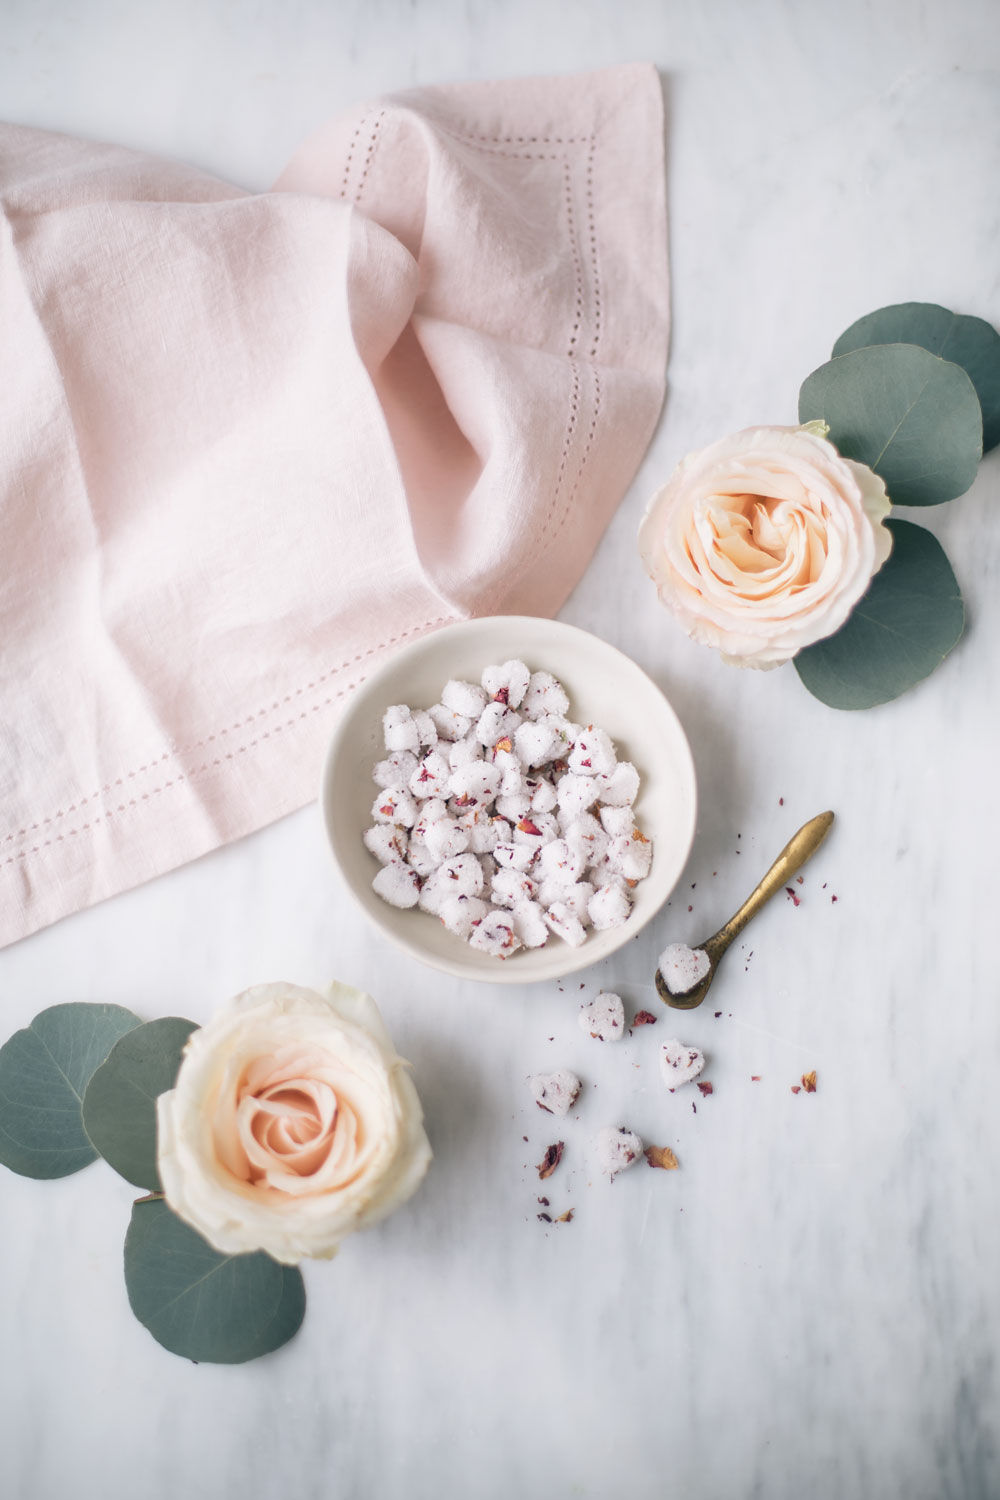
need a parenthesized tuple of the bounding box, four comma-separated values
(537, 1142, 564, 1180)
(802, 1071, 817, 1093)
(537, 1212, 552, 1223)
(791, 1085, 801, 1094)
(556, 1209, 574, 1223)
(632, 1010, 658, 1027)
(785, 887, 801, 907)
(645, 1145, 679, 1171)
(697, 1081, 714, 1097)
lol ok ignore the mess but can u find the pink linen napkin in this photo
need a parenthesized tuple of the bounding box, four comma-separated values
(0, 63, 668, 948)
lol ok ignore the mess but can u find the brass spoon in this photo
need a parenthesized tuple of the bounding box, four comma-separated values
(655, 810, 835, 1011)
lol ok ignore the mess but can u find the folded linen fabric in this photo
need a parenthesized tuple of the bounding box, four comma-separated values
(0, 63, 668, 948)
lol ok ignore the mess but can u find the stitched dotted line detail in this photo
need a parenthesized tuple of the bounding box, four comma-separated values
(1, 615, 453, 848)
(354, 111, 386, 204)
(434, 126, 566, 163)
(447, 131, 593, 146)
(584, 141, 602, 361)
(339, 114, 367, 199)
(551, 366, 602, 553)
(2, 680, 364, 869)
(564, 160, 585, 360)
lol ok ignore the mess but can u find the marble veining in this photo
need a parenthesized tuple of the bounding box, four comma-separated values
(1, 1, 999, 1497)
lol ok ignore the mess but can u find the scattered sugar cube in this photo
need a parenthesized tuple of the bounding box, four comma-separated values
(514, 719, 561, 767)
(596, 761, 639, 807)
(409, 751, 451, 800)
(411, 798, 450, 841)
(427, 703, 472, 742)
(458, 807, 506, 854)
(447, 736, 484, 771)
(363, 825, 409, 865)
(371, 789, 418, 827)
(383, 704, 420, 753)
(493, 841, 537, 873)
(596, 1126, 643, 1177)
(439, 894, 488, 938)
(493, 748, 525, 797)
(513, 812, 559, 846)
(442, 679, 489, 718)
(556, 774, 599, 820)
(547, 880, 594, 924)
(528, 1070, 582, 1115)
(660, 1039, 706, 1091)
(496, 791, 532, 822)
(544, 903, 587, 948)
(372, 863, 421, 909)
(511, 900, 549, 949)
(424, 817, 471, 862)
(588, 883, 632, 930)
(372, 750, 418, 790)
(599, 805, 634, 838)
(607, 830, 653, 881)
(579, 992, 625, 1041)
(448, 761, 502, 804)
(658, 944, 711, 996)
(521, 671, 570, 721)
(411, 710, 439, 749)
(406, 838, 439, 877)
(417, 872, 448, 915)
(436, 852, 484, 897)
(537, 839, 587, 887)
(474, 702, 522, 746)
(482, 659, 531, 708)
(568, 726, 617, 777)
(491, 868, 539, 908)
(528, 777, 558, 814)
(468, 913, 521, 958)
(562, 813, 609, 868)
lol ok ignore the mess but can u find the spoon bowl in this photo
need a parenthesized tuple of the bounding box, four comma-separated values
(655, 810, 835, 1010)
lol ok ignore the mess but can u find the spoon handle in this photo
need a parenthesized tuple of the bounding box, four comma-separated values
(707, 811, 835, 958)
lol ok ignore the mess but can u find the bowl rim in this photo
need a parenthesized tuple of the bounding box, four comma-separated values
(319, 615, 697, 985)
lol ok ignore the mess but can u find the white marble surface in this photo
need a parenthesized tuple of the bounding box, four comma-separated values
(2, 3, 999, 1497)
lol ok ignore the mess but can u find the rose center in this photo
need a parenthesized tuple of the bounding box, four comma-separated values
(705, 492, 827, 588)
(237, 1075, 342, 1182)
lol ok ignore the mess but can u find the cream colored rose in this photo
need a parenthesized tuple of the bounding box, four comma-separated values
(638, 423, 892, 666)
(157, 981, 432, 1264)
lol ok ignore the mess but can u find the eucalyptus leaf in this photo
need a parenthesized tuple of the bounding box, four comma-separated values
(124, 1199, 306, 1364)
(833, 302, 1000, 452)
(82, 1017, 198, 1190)
(794, 519, 964, 709)
(799, 343, 982, 505)
(0, 1003, 141, 1179)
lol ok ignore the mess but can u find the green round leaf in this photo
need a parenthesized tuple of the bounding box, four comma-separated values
(82, 1017, 198, 1190)
(0, 1003, 142, 1179)
(833, 302, 1000, 452)
(124, 1199, 306, 1364)
(799, 343, 983, 505)
(794, 519, 964, 709)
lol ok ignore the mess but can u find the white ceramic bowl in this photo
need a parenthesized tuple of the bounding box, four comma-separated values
(320, 616, 697, 984)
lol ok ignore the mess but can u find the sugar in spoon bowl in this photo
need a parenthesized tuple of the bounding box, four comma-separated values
(655, 810, 835, 1011)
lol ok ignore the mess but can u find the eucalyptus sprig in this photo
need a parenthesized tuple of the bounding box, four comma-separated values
(0, 1002, 306, 1364)
(795, 302, 999, 708)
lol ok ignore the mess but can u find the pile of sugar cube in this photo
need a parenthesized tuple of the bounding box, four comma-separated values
(364, 660, 653, 958)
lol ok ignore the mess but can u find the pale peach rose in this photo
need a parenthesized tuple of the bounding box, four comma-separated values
(157, 981, 431, 1264)
(638, 423, 892, 666)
